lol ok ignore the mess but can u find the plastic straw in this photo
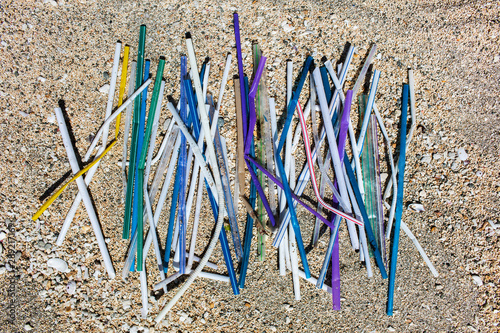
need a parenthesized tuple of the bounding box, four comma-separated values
(55, 42, 122, 246)
(276, 56, 313, 154)
(54, 107, 115, 279)
(122, 60, 137, 194)
(289, 157, 301, 300)
(273, 47, 354, 248)
(387, 84, 409, 315)
(123, 25, 146, 240)
(233, 13, 248, 140)
(344, 156, 388, 279)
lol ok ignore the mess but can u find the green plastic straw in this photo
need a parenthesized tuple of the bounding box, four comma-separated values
(123, 25, 146, 240)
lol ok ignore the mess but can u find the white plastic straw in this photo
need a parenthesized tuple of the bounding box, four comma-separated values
(83, 78, 152, 162)
(289, 156, 301, 300)
(57, 42, 122, 247)
(54, 107, 115, 279)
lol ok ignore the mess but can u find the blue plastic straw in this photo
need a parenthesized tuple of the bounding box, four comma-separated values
(187, 89, 239, 295)
(234, 13, 248, 140)
(387, 84, 409, 315)
(205, 181, 240, 295)
(178, 56, 188, 274)
(320, 66, 332, 104)
(130, 59, 150, 271)
(163, 159, 181, 274)
(276, 56, 313, 154)
(344, 156, 388, 279)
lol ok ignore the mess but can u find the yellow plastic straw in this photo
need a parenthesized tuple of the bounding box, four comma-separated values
(33, 46, 130, 221)
(115, 46, 129, 139)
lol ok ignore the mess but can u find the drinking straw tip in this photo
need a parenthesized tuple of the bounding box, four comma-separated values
(159, 55, 166, 61)
(116, 40, 122, 44)
(185, 32, 192, 39)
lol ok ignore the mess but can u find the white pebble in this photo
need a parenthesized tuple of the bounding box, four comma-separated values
(388, 327, 396, 332)
(472, 275, 483, 286)
(0, 231, 6, 241)
(420, 155, 432, 164)
(0, 266, 6, 274)
(457, 148, 468, 161)
(37, 76, 46, 83)
(433, 153, 442, 160)
(47, 258, 69, 273)
(281, 21, 295, 33)
(0, 243, 3, 256)
(123, 300, 131, 310)
(476, 171, 483, 177)
(47, 113, 56, 124)
(408, 203, 425, 212)
(270, 326, 277, 332)
(99, 84, 110, 94)
(451, 161, 460, 171)
(24, 323, 33, 331)
(380, 173, 388, 183)
(130, 326, 139, 333)
(66, 280, 76, 294)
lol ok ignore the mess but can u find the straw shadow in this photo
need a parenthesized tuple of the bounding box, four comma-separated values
(38, 100, 85, 201)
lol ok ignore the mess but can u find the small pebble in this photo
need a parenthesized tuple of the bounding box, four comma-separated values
(99, 84, 110, 93)
(47, 113, 56, 124)
(103, 71, 110, 80)
(37, 76, 46, 83)
(66, 280, 76, 294)
(281, 21, 295, 33)
(471, 275, 483, 286)
(451, 161, 460, 171)
(123, 300, 132, 310)
(380, 173, 388, 183)
(388, 327, 396, 332)
(408, 203, 425, 212)
(0, 231, 6, 241)
(457, 148, 468, 161)
(433, 153, 442, 160)
(0, 266, 6, 275)
(420, 155, 432, 163)
(24, 323, 33, 331)
(47, 258, 69, 273)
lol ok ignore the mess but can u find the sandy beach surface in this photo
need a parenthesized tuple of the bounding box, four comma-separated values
(0, 0, 499, 332)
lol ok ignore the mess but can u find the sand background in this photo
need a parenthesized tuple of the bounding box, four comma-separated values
(0, 0, 499, 332)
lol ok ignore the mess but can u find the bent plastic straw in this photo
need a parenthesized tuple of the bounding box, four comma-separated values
(54, 107, 115, 279)
(387, 84, 409, 315)
(122, 25, 146, 240)
(32, 80, 151, 223)
(55, 42, 122, 245)
(122, 61, 137, 193)
(155, 36, 226, 322)
(273, 47, 354, 248)
(313, 68, 360, 251)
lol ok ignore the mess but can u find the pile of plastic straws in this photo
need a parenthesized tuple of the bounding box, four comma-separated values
(33, 14, 439, 321)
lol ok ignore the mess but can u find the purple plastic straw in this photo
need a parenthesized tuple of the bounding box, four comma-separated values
(234, 13, 248, 140)
(331, 89, 353, 310)
(243, 56, 278, 227)
(245, 156, 352, 229)
(245, 56, 267, 154)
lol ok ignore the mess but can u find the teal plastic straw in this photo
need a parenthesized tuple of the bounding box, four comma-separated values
(387, 84, 409, 315)
(123, 25, 146, 240)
